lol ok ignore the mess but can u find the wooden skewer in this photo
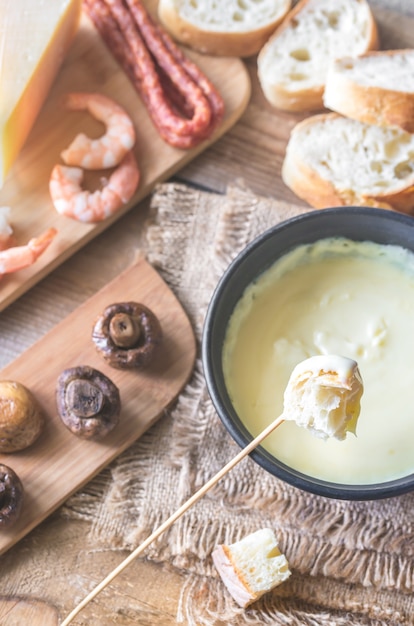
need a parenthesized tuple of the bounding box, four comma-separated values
(61, 354, 363, 624)
(60, 413, 285, 625)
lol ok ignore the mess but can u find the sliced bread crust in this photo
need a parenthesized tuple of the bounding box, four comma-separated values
(158, 0, 291, 57)
(257, 0, 379, 112)
(324, 50, 414, 132)
(212, 528, 291, 608)
(282, 113, 414, 213)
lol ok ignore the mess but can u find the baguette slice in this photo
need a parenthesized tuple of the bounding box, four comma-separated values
(257, 0, 379, 112)
(158, 0, 292, 58)
(324, 50, 414, 132)
(212, 528, 291, 608)
(282, 113, 414, 213)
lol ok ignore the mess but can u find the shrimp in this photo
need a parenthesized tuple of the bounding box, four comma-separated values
(0, 207, 13, 250)
(0, 227, 57, 277)
(60, 92, 136, 169)
(49, 151, 140, 223)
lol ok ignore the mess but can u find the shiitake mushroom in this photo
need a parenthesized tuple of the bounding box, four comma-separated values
(56, 366, 121, 439)
(92, 301, 162, 370)
(0, 381, 44, 453)
(0, 464, 23, 528)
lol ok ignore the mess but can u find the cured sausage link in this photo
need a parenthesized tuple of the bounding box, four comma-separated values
(84, 0, 196, 147)
(83, 0, 224, 149)
(124, 0, 224, 134)
(83, 0, 151, 104)
(158, 29, 224, 133)
(108, 0, 214, 139)
(106, 0, 196, 131)
(84, 0, 215, 146)
(83, 0, 143, 93)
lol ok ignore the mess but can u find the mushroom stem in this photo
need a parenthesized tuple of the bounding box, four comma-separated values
(65, 379, 104, 419)
(109, 312, 141, 348)
(92, 302, 162, 369)
(56, 366, 121, 440)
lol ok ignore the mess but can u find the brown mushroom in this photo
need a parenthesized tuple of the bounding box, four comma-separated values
(0, 464, 24, 528)
(0, 381, 44, 453)
(56, 366, 121, 439)
(92, 302, 162, 370)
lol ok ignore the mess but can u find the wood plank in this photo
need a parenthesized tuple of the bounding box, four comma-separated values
(0, 598, 58, 626)
(0, 256, 196, 555)
(0, 4, 251, 312)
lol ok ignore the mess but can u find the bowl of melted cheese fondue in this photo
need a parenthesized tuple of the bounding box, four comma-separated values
(202, 207, 414, 500)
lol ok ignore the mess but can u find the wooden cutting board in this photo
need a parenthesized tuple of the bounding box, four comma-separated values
(0, 2, 251, 312)
(0, 255, 196, 556)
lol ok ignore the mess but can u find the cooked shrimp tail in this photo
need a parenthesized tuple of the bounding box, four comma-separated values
(0, 227, 57, 277)
(0, 206, 14, 251)
(60, 92, 136, 169)
(49, 151, 140, 223)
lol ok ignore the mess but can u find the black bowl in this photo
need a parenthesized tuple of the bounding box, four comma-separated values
(202, 207, 414, 500)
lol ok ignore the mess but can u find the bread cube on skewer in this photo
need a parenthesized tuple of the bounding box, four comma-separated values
(283, 355, 363, 440)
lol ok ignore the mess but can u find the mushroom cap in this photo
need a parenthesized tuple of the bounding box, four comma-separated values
(92, 301, 162, 370)
(0, 380, 44, 453)
(0, 463, 24, 528)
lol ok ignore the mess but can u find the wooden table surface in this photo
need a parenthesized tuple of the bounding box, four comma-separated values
(1, 2, 414, 624)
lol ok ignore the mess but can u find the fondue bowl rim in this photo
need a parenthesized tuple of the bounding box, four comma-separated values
(202, 206, 414, 501)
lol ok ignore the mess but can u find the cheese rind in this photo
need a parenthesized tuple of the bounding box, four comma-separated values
(0, 0, 82, 187)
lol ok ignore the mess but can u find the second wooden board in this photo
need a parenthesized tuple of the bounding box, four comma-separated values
(0, 256, 196, 556)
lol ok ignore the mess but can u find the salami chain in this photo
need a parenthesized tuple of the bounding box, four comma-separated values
(156, 23, 225, 127)
(83, 0, 224, 149)
(83, 0, 188, 146)
(107, 0, 214, 140)
(124, 0, 224, 136)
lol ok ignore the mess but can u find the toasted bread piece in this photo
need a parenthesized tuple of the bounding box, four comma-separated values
(212, 528, 291, 608)
(158, 0, 292, 57)
(324, 50, 414, 132)
(282, 113, 414, 213)
(257, 0, 379, 112)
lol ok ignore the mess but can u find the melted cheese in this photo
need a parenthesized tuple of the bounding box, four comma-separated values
(223, 238, 414, 484)
(0, 0, 81, 187)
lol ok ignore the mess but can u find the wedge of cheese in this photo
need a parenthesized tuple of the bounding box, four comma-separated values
(0, 0, 82, 188)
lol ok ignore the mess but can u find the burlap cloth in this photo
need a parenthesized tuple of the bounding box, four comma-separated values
(63, 181, 414, 626)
